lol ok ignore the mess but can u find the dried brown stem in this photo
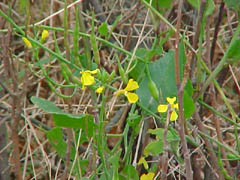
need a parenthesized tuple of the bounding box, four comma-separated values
(175, 0, 193, 179)
(5, 31, 23, 180)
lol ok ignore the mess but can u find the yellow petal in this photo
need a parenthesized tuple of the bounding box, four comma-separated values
(124, 79, 139, 91)
(138, 157, 149, 170)
(167, 97, 176, 105)
(115, 89, 126, 96)
(174, 103, 179, 110)
(170, 110, 178, 121)
(22, 37, 32, 49)
(81, 72, 95, 86)
(126, 92, 138, 103)
(157, 104, 168, 112)
(96, 86, 104, 94)
(140, 172, 155, 180)
(41, 29, 49, 41)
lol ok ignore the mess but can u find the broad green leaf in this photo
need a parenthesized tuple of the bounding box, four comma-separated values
(137, 51, 177, 112)
(46, 127, 67, 158)
(98, 22, 108, 37)
(53, 113, 94, 130)
(144, 140, 163, 156)
(31, 96, 62, 113)
(31, 96, 95, 131)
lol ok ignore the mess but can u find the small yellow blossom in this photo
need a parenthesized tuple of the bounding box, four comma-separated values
(140, 172, 155, 180)
(96, 86, 104, 94)
(80, 69, 99, 90)
(41, 29, 49, 41)
(22, 37, 32, 49)
(115, 79, 139, 103)
(157, 97, 179, 121)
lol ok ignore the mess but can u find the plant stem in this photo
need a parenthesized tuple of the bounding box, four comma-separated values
(174, 0, 193, 179)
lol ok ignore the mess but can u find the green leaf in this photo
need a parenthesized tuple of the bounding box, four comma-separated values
(137, 51, 177, 112)
(144, 140, 163, 156)
(46, 127, 67, 158)
(146, 0, 172, 9)
(144, 128, 180, 156)
(98, 22, 108, 37)
(227, 39, 240, 63)
(52, 113, 94, 129)
(205, 0, 215, 16)
(183, 80, 195, 118)
(31, 96, 62, 113)
(31, 96, 95, 131)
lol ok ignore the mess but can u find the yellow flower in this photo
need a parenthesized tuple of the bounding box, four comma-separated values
(115, 79, 139, 103)
(140, 172, 155, 180)
(96, 86, 104, 94)
(41, 29, 49, 41)
(80, 69, 99, 90)
(22, 37, 32, 49)
(157, 97, 179, 121)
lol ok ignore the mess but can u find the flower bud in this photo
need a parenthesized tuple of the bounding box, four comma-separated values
(148, 79, 159, 102)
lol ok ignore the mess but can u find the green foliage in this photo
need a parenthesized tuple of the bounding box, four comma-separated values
(98, 22, 108, 38)
(137, 51, 177, 112)
(146, 0, 173, 9)
(227, 39, 240, 63)
(183, 80, 195, 118)
(31, 96, 95, 132)
(144, 128, 180, 156)
(46, 127, 67, 158)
